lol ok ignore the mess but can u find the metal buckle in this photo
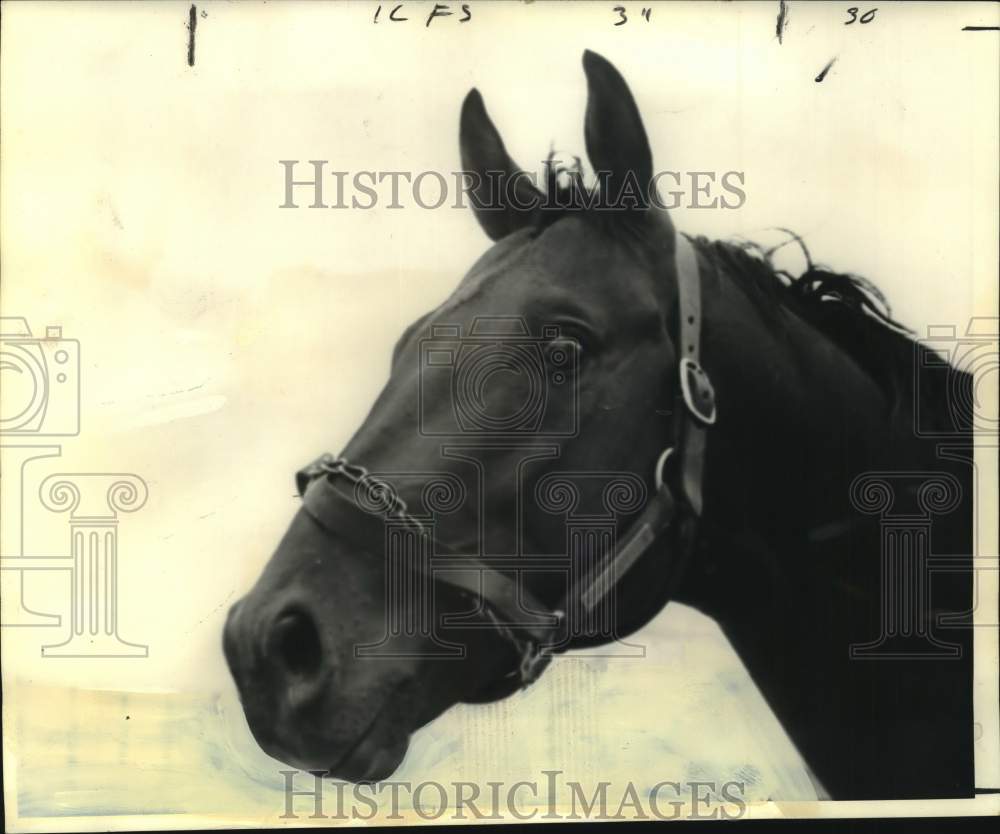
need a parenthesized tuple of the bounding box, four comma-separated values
(679, 357, 717, 426)
(654, 447, 675, 490)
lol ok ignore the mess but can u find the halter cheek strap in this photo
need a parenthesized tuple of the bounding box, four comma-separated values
(295, 232, 716, 692)
(571, 233, 715, 614)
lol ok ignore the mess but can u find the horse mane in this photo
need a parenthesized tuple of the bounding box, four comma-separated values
(688, 233, 965, 435)
(527, 153, 964, 434)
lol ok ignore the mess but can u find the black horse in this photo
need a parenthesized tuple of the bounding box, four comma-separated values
(224, 51, 973, 800)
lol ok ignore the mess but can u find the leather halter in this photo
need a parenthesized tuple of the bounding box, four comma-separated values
(295, 232, 716, 691)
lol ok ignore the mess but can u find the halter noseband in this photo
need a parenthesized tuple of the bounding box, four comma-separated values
(295, 232, 716, 693)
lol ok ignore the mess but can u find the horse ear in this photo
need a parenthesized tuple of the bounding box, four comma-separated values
(582, 50, 654, 211)
(460, 89, 543, 241)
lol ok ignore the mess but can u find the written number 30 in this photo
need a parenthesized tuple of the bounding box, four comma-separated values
(845, 8, 878, 25)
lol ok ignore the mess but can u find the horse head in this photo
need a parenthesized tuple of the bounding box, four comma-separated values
(223, 50, 973, 799)
(223, 50, 724, 781)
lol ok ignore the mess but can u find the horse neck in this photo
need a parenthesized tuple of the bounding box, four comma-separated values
(697, 258, 898, 550)
(669, 261, 974, 798)
(668, 254, 895, 683)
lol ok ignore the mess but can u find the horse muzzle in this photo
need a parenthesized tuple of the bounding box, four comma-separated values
(223, 580, 415, 782)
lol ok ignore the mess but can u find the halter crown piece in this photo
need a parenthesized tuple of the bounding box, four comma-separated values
(296, 232, 716, 692)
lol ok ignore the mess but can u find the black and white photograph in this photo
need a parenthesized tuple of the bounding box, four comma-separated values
(1, 0, 998, 828)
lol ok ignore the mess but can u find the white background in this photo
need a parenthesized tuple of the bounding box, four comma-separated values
(2, 1, 997, 825)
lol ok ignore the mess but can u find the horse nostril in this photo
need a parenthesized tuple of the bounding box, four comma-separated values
(269, 609, 323, 677)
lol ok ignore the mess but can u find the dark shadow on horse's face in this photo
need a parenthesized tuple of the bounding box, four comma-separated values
(225, 51, 685, 781)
